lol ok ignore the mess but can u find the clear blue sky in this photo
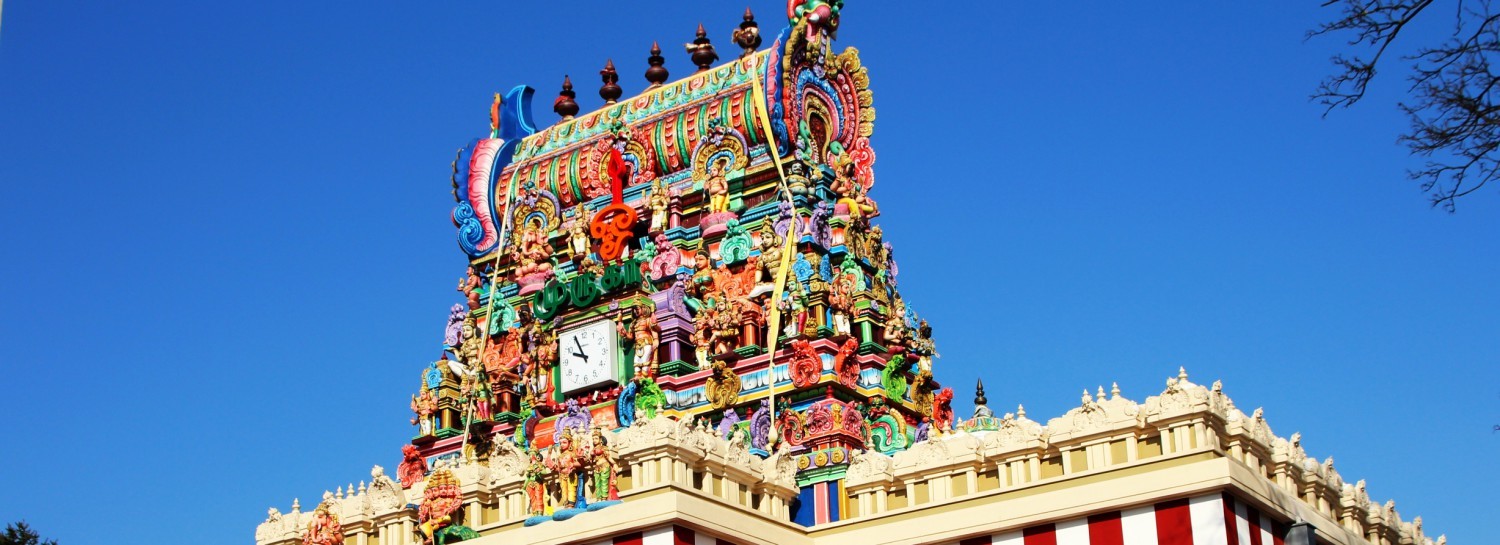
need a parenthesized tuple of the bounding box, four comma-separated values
(1, 2, 1495, 544)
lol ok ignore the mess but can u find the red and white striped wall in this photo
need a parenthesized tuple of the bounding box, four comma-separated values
(953, 494, 1286, 545)
(579, 524, 737, 545)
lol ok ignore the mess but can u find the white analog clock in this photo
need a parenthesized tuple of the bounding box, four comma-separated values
(558, 319, 619, 395)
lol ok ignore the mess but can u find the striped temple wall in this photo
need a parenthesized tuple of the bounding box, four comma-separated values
(947, 494, 1285, 545)
(579, 524, 737, 545)
(582, 493, 1287, 545)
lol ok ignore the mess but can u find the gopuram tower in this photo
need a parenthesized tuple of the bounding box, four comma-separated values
(256, 4, 1445, 545)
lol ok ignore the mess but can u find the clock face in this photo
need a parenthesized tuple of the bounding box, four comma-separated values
(558, 319, 618, 395)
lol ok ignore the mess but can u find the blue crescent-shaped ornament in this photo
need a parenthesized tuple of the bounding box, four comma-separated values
(453, 85, 538, 258)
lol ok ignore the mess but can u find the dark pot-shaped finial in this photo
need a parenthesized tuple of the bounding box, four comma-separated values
(553, 75, 579, 120)
(599, 59, 622, 105)
(645, 41, 670, 88)
(685, 23, 718, 73)
(732, 7, 761, 57)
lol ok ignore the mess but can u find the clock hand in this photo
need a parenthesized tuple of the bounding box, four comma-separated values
(574, 336, 588, 360)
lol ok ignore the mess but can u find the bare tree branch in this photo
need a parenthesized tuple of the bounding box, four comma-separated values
(1313, 0, 1500, 211)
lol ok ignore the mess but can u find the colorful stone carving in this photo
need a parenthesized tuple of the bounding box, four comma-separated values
(410, 383, 438, 437)
(833, 337, 859, 387)
(588, 428, 621, 502)
(301, 498, 342, 545)
(705, 358, 741, 410)
(397, 444, 428, 489)
(788, 339, 821, 388)
(409, 7, 949, 532)
(418, 469, 479, 544)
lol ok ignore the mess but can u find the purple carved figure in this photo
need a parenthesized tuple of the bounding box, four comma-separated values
(443, 304, 466, 348)
(552, 399, 594, 443)
(717, 409, 741, 440)
(749, 399, 772, 451)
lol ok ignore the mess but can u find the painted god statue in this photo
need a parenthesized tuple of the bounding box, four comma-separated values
(589, 428, 621, 502)
(568, 204, 590, 259)
(410, 385, 438, 436)
(648, 178, 671, 232)
(704, 158, 732, 214)
(548, 429, 589, 510)
(523, 448, 551, 517)
(457, 266, 483, 310)
(302, 499, 342, 545)
(621, 301, 660, 378)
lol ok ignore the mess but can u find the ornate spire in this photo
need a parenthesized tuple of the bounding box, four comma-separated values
(553, 75, 579, 120)
(972, 378, 992, 419)
(645, 41, 669, 88)
(732, 7, 762, 58)
(599, 59, 622, 105)
(685, 23, 719, 73)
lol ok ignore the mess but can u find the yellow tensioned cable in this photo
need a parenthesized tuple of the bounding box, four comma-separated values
(465, 133, 525, 455)
(750, 65, 802, 447)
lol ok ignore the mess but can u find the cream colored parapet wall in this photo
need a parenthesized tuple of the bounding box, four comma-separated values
(255, 416, 801, 545)
(841, 368, 1442, 545)
(256, 369, 1443, 545)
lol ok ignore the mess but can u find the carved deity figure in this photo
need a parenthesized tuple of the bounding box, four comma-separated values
(418, 470, 469, 544)
(882, 300, 907, 351)
(463, 370, 493, 422)
(456, 317, 482, 368)
(648, 178, 672, 231)
(302, 500, 342, 545)
(523, 449, 551, 516)
(568, 204, 590, 258)
(524, 326, 556, 400)
(515, 222, 554, 278)
(589, 428, 621, 502)
(621, 301, 660, 378)
(711, 296, 740, 355)
(457, 267, 483, 310)
(547, 430, 588, 510)
(410, 385, 438, 436)
(704, 157, 732, 213)
(692, 304, 715, 366)
(757, 223, 783, 282)
(829, 272, 854, 337)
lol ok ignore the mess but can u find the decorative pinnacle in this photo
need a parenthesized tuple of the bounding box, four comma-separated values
(732, 7, 762, 57)
(599, 59, 622, 105)
(685, 22, 719, 73)
(973, 378, 987, 407)
(553, 75, 579, 120)
(1016, 404, 1027, 418)
(1178, 366, 1189, 381)
(1110, 382, 1121, 399)
(1097, 385, 1107, 400)
(645, 41, 669, 88)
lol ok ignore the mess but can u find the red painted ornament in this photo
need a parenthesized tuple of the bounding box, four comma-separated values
(590, 147, 637, 261)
